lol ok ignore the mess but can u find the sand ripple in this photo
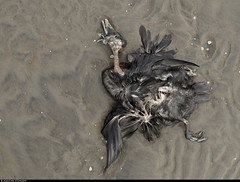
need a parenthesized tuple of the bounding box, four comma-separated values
(0, 0, 240, 179)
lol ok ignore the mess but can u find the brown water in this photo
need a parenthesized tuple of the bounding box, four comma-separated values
(0, 0, 240, 179)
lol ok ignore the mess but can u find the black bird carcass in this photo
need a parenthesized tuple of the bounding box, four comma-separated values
(97, 19, 210, 171)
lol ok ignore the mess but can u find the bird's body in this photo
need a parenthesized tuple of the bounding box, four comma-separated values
(98, 19, 210, 170)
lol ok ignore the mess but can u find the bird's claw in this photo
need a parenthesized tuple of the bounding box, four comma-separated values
(101, 19, 114, 35)
(97, 18, 127, 53)
(186, 130, 207, 142)
(97, 19, 118, 43)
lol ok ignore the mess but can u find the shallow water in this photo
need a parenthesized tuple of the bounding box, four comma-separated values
(0, 0, 240, 179)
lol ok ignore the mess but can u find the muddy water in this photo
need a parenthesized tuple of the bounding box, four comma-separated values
(0, 0, 240, 179)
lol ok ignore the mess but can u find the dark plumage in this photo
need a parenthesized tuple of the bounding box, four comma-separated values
(98, 19, 211, 171)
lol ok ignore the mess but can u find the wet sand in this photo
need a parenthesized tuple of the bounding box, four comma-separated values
(0, 0, 240, 179)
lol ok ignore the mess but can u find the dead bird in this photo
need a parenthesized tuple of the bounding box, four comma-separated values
(98, 19, 211, 171)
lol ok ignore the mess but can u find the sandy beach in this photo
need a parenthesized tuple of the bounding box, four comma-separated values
(0, 0, 240, 179)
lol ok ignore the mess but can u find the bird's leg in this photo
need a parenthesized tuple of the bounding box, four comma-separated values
(113, 50, 124, 76)
(183, 119, 207, 142)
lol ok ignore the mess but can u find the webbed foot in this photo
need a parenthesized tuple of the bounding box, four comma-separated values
(97, 19, 116, 45)
(185, 130, 207, 142)
(183, 119, 207, 142)
(97, 19, 127, 53)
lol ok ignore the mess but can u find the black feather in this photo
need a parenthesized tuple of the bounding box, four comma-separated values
(155, 34, 172, 53)
(101, 108, 125, 171)
(152, 59, 199, 70)
(139, 25, 147, 51)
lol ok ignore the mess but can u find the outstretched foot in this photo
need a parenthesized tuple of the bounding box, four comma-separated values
(185, 130, 207, 142)
(97, 19, 127, 53)
(183, 119, 207, 142)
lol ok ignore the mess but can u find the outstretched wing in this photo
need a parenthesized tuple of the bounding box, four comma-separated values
(101, 112, 123, 171)
(101, 107, 140, 171)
